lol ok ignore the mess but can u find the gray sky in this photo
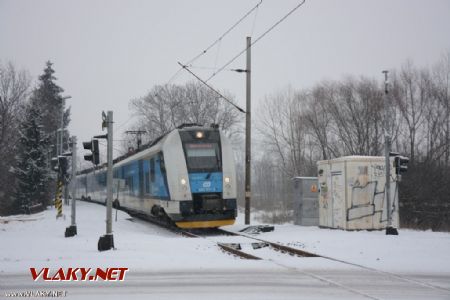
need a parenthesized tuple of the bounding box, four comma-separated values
(1, 0, 450, 155)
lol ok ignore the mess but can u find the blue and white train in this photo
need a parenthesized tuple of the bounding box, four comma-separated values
(75, 124, 237, 228)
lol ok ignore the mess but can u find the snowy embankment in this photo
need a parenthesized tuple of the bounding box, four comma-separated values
(1, 201, 449, 276)
(0, 201, 273, 275)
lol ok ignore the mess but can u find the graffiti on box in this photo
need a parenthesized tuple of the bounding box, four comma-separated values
(318, 163, 397, 227)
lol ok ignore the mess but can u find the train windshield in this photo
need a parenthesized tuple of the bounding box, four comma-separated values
(184, 143, 221, 172)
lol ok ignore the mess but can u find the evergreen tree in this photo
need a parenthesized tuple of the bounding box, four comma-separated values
(31, 61, 70, 156)
(13, 102, 50, 212)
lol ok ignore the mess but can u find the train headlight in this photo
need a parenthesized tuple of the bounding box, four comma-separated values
(195, 131, 204, 139)
(224, 176, 231, 184)
(180, 178, 187, 185)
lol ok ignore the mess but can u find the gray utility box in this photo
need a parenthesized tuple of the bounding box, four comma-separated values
(293, 177, 319, 226)
(317, 156, 399, 230)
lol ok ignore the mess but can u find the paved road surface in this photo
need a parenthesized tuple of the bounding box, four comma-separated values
(2, 269, 449, 300)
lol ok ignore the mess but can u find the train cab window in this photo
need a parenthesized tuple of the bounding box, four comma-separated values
(184, 143, 221, 172)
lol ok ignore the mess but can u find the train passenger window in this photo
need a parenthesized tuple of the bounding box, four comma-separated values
(127, 177, 133, 193)
(150, 158, 155, 182)
(159, 153, 165, 173)
(144, 172, 150, 194)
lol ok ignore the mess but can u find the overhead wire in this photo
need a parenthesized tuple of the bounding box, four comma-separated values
(178, 62, 245, 114)
(115, 115, 135, 132)
(165, 0, 264, 85)
(213, 39, 222, 71)
(183, 0, 263, 67)
(97, 140, 126, 155)
(119, 1, 263, 131)
(250, 0, 260, 37)
(205, 0, 306, 83)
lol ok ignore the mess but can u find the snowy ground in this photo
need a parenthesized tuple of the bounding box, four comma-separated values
(225, 216, 450, 275)
(1, 201, 449, 299)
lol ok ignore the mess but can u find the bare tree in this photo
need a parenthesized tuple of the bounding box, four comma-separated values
(257, 87, 318, 177)
(431, 52, 450, 166)
(254, 58, 450, 230)
(392, 61, 428, 162)
(304, 83, 337, 160)
(129, 82, 241, 144)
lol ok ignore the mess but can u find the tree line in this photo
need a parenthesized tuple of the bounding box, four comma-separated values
(0, 61, 70, 215)
(2, 55, 448, 231)
(253, 54, 450, 230)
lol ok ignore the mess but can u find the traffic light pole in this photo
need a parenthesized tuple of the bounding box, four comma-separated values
(65, 136, 77, 237)
(98, 111, 114, 251)
(383, 70, 398, 235)
(106, 111, 113, 237)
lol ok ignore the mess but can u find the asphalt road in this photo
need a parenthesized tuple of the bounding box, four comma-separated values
(2, 269, 449, 300)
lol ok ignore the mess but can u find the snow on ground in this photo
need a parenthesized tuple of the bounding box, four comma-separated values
(224, 219, 450, 274)
(225, 215, 450, 275)
(0, 201, 274, 275)
(1, 201, 449, 277)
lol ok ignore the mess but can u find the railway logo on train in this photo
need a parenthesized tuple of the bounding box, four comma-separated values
(76, 124, 237, 228)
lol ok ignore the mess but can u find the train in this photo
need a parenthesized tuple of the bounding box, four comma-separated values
(75, 124, 237, 228)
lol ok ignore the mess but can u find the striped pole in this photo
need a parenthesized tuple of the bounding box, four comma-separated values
(56, 180, 63, 218)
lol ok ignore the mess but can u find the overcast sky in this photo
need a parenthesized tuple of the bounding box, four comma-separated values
(1, 0, 449, 155)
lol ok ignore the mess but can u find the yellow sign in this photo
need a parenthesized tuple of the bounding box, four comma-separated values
(310, 184, 318, 193)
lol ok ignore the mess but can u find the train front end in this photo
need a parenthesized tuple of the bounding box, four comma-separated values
(168, 126, 237, 228)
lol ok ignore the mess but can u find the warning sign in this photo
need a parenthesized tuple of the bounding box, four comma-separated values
(310, 184, 318, 193)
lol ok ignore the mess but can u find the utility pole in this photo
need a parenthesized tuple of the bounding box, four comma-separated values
(383, 70, 398, 235)
(98, 111, 114, 251)
(65, 136, 77, 237)
(125, 130, 146, 151)
(61, 98, 66, 205)
(245, 36, 252, 225)
(60, 98, 64, 156)
(59, 96, 71, 205)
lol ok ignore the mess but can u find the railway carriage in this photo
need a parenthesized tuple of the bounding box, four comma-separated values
(75, 124, 237, 228)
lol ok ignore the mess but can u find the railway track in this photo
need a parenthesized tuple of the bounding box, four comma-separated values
(80, 199, 450, 297)
(177, 227, 320, 260)
(215, 228, 450, 295)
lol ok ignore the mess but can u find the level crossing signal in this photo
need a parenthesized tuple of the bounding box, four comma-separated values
(394, 155, 409, 175)
(58, 156, 68, 175)
(50, 156, 69, 176)
(83, 139, 100, 165)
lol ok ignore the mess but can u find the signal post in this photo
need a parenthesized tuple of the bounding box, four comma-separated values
(65, 137, 78, 237)
(101, 111, 114, 251)
(82, 111, 114, 251)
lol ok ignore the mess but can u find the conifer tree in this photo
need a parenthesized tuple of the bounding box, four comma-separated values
(31, 61, 70, 156)
(13, 102, 50, 212)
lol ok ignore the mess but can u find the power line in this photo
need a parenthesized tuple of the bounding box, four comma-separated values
(165, 0, 264, 85)
(178, 62, 246, 114)
(120, 2, 263, 133)
(184, 0, 263, 67)
(205, 0, 306, 83)
(250, 0, 261, 36)
(185, 65, 236, 71)
(97, 140, 124, 155)
(115, 114, 135, 132)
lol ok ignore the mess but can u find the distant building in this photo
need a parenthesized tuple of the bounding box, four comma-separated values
(292, 177, 319, 226)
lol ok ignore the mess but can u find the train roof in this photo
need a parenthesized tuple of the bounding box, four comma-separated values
(77, 123, 219, 175)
